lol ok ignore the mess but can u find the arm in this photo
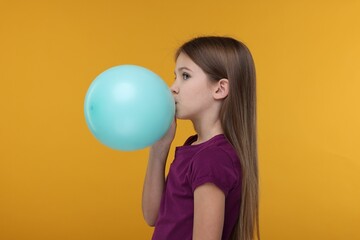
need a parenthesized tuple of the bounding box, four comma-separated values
(193, 183, 225, 240)
(142, 119, 176, 226)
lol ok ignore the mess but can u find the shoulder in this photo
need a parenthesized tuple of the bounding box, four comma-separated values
(192, 134, 239, 166)
(187, 145, 241, 196)
(191, 144, 238, 173)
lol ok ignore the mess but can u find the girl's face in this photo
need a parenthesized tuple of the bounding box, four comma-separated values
(171, 52, 217, 120)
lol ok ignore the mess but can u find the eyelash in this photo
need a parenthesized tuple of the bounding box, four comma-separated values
(174, 72, 191, 81)
(182, 72, 190, 80)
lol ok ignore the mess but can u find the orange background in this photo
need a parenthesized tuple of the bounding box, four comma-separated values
(0, 0, 359, 239)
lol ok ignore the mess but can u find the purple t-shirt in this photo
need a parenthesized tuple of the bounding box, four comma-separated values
(152, 134, 242, 240)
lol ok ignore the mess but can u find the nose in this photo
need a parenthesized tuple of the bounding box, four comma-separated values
(170, 82, 179, 95)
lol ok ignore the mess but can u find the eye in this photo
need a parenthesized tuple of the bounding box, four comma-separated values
(182, 72, 190, 80)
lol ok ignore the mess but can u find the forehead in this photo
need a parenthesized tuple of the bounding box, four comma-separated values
(175, 52, 200, 71)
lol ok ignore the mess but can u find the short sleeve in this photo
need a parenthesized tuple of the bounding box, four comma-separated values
(187, 147, 238, 196)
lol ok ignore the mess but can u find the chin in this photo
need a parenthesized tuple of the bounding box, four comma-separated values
(175, 114, 184, 120)
(175, 112, 185, 120)
(175, 113, 193, 121)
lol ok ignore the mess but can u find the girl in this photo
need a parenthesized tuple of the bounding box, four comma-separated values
(142, 36, 259, 240)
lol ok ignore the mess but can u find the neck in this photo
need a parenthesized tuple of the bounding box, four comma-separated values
(191, 117, 223, 145)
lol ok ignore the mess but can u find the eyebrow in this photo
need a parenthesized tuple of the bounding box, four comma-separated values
(174, 66, 192, 74)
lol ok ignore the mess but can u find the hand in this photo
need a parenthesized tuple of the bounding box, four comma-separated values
(143, 119, 176, 226)
(152, 117, 177, 149)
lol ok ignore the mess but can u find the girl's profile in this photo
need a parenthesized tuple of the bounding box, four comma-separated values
(142, 36, 260, 240)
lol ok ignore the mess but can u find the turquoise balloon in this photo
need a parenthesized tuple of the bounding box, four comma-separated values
(84, 65, 175, 151)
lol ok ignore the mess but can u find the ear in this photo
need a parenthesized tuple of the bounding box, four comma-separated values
(213, 78, 229, 100)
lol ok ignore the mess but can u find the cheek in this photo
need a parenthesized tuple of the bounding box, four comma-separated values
(188, 84, 210, 99)
(180, 81, 213, 107)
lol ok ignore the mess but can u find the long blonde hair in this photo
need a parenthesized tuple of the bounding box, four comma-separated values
(176, 36, 260, 240)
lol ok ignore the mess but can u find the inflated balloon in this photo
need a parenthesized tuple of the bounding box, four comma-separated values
(84, 65, 175, 151)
